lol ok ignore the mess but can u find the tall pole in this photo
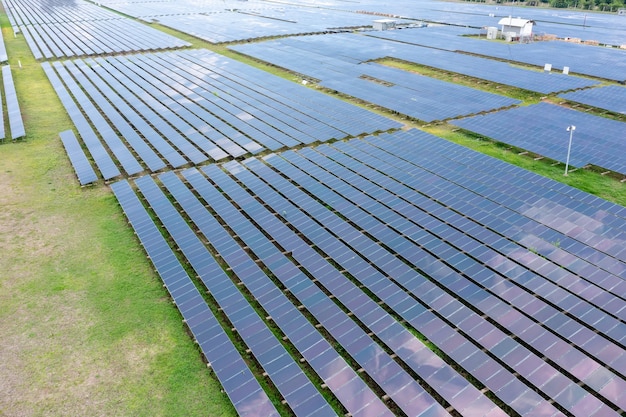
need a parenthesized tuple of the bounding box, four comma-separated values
(565, 125, 576, 176)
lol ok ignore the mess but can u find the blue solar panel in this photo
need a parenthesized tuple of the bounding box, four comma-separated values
(44, 49, 401, 179)
(213, 161, 454, 417)
(238, 154, 574, 416)
(256, 133, 625, 413)
(41, 62, 121, 180)
(2, 66, 25, 140)
(50, 61, 145, 176)
(231, 33, 599, 95)
(369, 26, 626, 82)
(9, 0, 190, 59)
(559, 85, 626, 115)
(59, 130, 98, 185)
(64, 59, 192, 168)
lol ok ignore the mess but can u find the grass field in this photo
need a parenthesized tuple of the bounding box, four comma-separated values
(0, 15, 236, 417)
(1, 8, 625, 417)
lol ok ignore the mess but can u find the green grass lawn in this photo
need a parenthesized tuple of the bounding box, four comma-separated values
(0, 14, 236, 417)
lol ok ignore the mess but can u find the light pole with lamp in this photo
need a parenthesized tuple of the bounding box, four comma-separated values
(564, 125, 576, 176)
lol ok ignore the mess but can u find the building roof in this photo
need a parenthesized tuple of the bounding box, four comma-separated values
(498, 17, 535, 27)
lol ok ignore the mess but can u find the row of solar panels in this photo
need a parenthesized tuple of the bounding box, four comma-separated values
(0, 66, 25, 141)
(18, 19, 190, 60)
(452, 101, 626, 176)
(47, 49, 399, 184)
(231, 38, 522, 122)
(230, 32, 599, 95)
(4, 0, 130, 25)
(559, 85, 626, 116)
(86, 0, 383, 44)
(320, 62, 520, 122)
(112, 130, 625, 416)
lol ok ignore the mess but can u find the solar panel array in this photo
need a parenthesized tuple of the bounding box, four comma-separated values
(21, 1, 624, 414)
(2, 0, 190, 59)
(559, 85, 626, 115)
(2, 65, 25, 140)
(91, 0, 626, 46)
(369, 29, 626, 83)
(110, 180, 280, 417)
(59, 130, 98, 185)
(230, 33, 598, 95)
(230, 35, 520, 122)
(43, 49, 399, 180)
(320, 63, 520, 122)
(88, 0, 383, 44)
(452, 102, 626, 175)
(112, 129, 626, 417)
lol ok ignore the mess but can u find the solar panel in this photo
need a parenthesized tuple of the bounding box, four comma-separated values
(59, 130, 98, 185)
(41, 62, 121, 180)
(175, 169, 394, 417)
(2, 65, 25, 140)
(9, 0, 190, 60)
(50, 61, 146, 175)
(452, 102, 626, 175)
(231, 33, 599, 95)
(208, 162, 454, 417)
(559, 85, 626, 115)
(257, 134, 624, 413)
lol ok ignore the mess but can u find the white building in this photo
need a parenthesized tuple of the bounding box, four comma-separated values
(498, 17, 535, 39)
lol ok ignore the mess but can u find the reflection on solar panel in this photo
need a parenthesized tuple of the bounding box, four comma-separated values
(230, 33, 598, 94)
(44, 49, 399, 178)
(59, 130, 98, 185)
(2, 65, 25, 140)
(559, 85, 626, 115)
(3, 0, 190, 59)
(451, 102, 626, 175)
(110, 180, 279, 417)
(110, 129, 626, 416)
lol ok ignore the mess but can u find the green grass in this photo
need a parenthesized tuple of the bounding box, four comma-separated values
(0, 13, 236, 417)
